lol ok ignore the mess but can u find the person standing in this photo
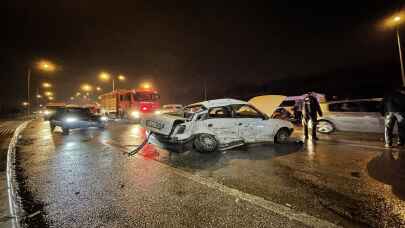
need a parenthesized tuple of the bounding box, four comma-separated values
(293, 100, 303, 125)
(302, 92, 323, 140)
(382, 86, 405, 148)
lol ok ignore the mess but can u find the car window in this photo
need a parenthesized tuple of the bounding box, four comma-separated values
(125, 94, 131, 101)
(328, 102, 361, 112)
(357, 101, 382, 113)
(184, 105, 206, 120)
(279, 100, 296, 107)
(231, 104, 263, 118)
(208, 107, 232, 118)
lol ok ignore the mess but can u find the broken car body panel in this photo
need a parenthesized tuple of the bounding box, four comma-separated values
(141, 98, 294, 150)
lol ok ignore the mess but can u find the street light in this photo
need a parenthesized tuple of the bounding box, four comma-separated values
(141, 82, 152, 89)
(42, 82, 52, 88)
(385, 13, 405, 86)
(81, 84, 93, 92)
(98, 72, 126, 91)
(36, 60, 56, 72)
(44, 91, 54, 97)
(26, 59, 56, 114)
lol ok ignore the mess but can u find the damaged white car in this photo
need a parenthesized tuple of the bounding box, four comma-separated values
(141, 98, 294, 153)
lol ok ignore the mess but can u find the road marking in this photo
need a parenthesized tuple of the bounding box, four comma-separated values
(132, 154, 340, 228)
(7, 121, 31, 228)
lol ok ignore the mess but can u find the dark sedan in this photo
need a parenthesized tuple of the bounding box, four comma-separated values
(50, 107, 108, 135)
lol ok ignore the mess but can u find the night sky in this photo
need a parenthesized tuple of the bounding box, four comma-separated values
(1, 1, 404, 106)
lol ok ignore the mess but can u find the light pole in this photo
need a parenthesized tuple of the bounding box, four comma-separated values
(99, 72, 126, 92)
(396, 25, 405, 86)
(387, 15, 405, 86)
(27, 68, 31, 115)
(26, 60, 56, 114)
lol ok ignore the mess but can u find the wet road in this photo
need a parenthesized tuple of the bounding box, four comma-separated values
(15, 120, 405, 227)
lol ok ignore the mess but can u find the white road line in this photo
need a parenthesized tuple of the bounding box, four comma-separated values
(7, 121, 31, 228)
(132, 154, 340, 228)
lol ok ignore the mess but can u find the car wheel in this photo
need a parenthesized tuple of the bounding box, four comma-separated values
(194, 134, 218, 153)
(316, 120, 335, 134)
(275, 128, 290, 144)
(62, 127, 70, 135)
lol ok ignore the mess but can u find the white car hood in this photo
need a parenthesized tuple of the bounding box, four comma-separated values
(248, 95, 287, 117)
(141, 114, 186, 136)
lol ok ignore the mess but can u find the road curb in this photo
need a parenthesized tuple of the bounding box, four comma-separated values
(6, 121, 31, 228)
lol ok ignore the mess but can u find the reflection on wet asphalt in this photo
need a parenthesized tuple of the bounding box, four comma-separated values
(15, 120, 405, 227)
(17, 121, 311, 227)
(368, 151, 405, 200)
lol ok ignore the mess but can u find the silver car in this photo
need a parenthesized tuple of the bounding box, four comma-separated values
(316, 98, 389, 134)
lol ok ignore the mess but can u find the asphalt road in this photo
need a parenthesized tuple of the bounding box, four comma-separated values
(14, 120, 405, 227)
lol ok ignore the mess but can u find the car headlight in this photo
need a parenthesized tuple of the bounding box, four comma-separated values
(64, 117, 78, 123)
(44, 110, 51, 115)
(154, 110, 161, 115)
(131, 111, 140, 118)
(100, 116, 108, 121)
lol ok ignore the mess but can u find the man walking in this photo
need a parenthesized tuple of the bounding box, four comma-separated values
(383, 86, 405, 148)
(302, 92, 323, 140)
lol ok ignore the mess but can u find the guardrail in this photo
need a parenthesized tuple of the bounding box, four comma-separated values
(6, 121, 31, 228)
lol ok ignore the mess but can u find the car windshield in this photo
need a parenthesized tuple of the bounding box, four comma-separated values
(183, 105, 206, 120)
(46, 106, 64, 111)
(134, 92, 159, 101)
(66, 108, 91, 115)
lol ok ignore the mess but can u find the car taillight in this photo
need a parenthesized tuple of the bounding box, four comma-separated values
(141, 106, 148, 111)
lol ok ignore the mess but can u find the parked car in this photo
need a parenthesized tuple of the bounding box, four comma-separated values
(50, 107, 108, 135)
(141, 98, 294, 153)
(316, 98, 389, 134)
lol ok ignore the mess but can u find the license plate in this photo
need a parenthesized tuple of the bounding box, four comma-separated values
(146, 120, 165, 130)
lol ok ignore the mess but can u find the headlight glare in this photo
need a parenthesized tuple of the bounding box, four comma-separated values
(131, 111, 140, 118)
(65, 117, 78, 123)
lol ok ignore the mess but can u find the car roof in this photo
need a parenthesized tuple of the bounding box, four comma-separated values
(326, 98, 382, 104)
(188, 98, 248, 109)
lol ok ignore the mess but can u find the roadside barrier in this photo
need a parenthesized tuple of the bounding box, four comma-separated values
(6, 121, 31, 228)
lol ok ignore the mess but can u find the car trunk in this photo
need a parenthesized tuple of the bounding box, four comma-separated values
(141, 114, 186, 136)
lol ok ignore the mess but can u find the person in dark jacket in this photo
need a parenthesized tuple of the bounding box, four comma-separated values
(293, 100, 303, 125)
(382, 86, 405, 148)
(302, 92, 323, 140)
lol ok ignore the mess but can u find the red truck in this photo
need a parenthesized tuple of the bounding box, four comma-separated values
(99, 88, 160, 121)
